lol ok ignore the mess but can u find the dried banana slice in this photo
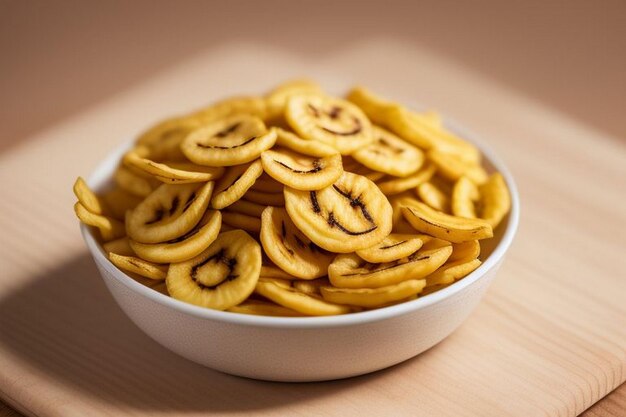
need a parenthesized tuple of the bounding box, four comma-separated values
(74, 202, 125, 241)
(227, 199, 266, 218)
(181, 115, 276, 166)
(449, 240, 481, 262)
(126, 182, 213, 243)
(285, 94, 374, 154)
(243, 189, 285, 206)
(114, 165, 159, 197)
(284, 172, 393, 252)
(166, 230, 262, 310)
(425, 258, 481, 287)
(73, 177, 108, 215)
(102, 236, 135, 256)
(401, 201, 493, 243)
(258, 276, 293, 289)
(320, 279, 426, 308)
(328, 244, 451, 288)
(129, 210, 221, 263)
(193, 96, 267, 123)
(355, 233, 426, 263)
(451, 176, 478, 218)
(352, 126, 424, 177)
(346, 86, 398, 126)
(292, 277, 330, 295)
(260, 207, 334, 279)
(273, 127, 339, 157)
(417, 181, 450, 212)
(124, 151, 224, 184)
(377, 163, 436, 195)
(428, 150, 488, 185)
(221, 211, 261, 233)
(227, 299, 304, 317)
(136, 116, 201, 161)
(255, 280, 351, 316)
(261, 147, 343, 191)
(210, 159, 263, 209)
(108, 253, 167, 280)
(265, 79, 323, 121)
(342, 157, 386, 182)
(100, 187, 143, 220)
(260, 263, 295, 280)
(478, 173, 511, 228)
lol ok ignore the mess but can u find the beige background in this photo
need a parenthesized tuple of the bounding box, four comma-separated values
(1, 1, 625, 416)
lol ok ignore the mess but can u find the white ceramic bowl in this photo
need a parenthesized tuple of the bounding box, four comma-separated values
(81, 119, 519, 382)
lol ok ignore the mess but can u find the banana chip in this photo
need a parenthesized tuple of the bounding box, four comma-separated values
(417, 181, 450, 212)
(74, 202, 125, 241)
(210, 159, 263, 209)
(479, 173, 511, 228)
(193, 96, 267, 123)
(449, 240, 481, 262)
(451, 176, 478, 218)
(260, 207, 334, 279)
(320, 279, 426, 308)
(286, 94, 374, 154)
(377, 163, 436, 195)
(181, 115, 276, 166)
(292, 277, 330, 295)
(73, 177, 108, 215)
(129, 210, 221, 263)
(255, 280, 351, 316)
(428, 150, 488, 185)
(221, 211, 262, 233)
(136, 116, 201, 161)
(100, 187, 143, 220)
(227, 199, 266, 218)
(124, 151, 224, 184)
(166, 230, 262, 310)
(355, 233, 426, 263)
(401, 201, 493, 243)
(425, 258, 481, 287)
(102, 236, 135, 256)
(284, 172, 393, 252)
(227, 299, 304, 317)
(352, 126, 424, 177)
(260, 263, 295, 280)
(346, 86, 398, 127)
(261, 147, 343, 191)
(273, 127, 339, 157)
(126, 182, 213, 243)
(265, 79, 323, 121)
(109, 252, 168, 280)
(114, 165, 159, 197)
(328, 244, 451, 289)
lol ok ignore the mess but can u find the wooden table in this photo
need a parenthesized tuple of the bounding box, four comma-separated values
(1, 33, 625, 417)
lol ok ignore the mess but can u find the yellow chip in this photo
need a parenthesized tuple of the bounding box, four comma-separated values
(273, 127, 339, 157)
(346, 86, 398, 126)
(451, 176, 479, 218)
(255, 280, 351, 316)
(260, 207, 335, 279)
(193, 96, 268, 123)
(102, 236, 135, 256)
(356, 233, 427, 263)
(166, 230, 262, 310)
(284, 172, 393, 253)
(292, 277, 330, 295)
(126, 182, 213, 244)
(260, 263, 295, 280)
(286, 93, 374, 154)
(124, 151, 224, 184)
(478, 173, 511, 228)
(265, 79, 323, 121)
(74, 202, 126, 241)
(221, 211, 262, 233)
(425, 257, 481, 287)
(114, 164, 159, 197)
(320, 279, 426, 308)
(210, 159, 263, 209)
(129, 210, 221, 263)
(136, 116, 201, 161)
(227, 199, 266, 218)
(416, 181, 450, 212)
(377, 162, 436, 195)
(352, 126, 424, 177)
(99, 187, 143, 220)
(449, 240, 481, 262)
(108, 252, 167, 280)
(181, 115, 277, 166)
(261, 147, 343, 191)
(73, 177, 108, 215)
(328, 244, 451, 289)
(428, 150, 488, 185)
(227, 299, 305, 317)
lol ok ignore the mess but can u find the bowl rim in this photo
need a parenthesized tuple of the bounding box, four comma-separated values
(81, 115, 520, 329)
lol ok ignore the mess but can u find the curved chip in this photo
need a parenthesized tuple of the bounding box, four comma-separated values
(428, 150, 488, 185)
(320, 279, 426, 308)
(73, 177, 108, 215)
(260, 207, 335, 279)
(166, 230, 262, 310)
(102, 236, 135, 256)
(129, 210, 221, 263)
(114, 164, 159, 197)
(108, 252, 167, 280)
(479, 173, 511, 228)
(255, 280, 351, 316)
(425, 258, 481, 287)
(193, 96, 267, 123)
(74, 202, 126, 241)
(124, 151, 224, 184)
(261, 147, 343, 191)
(181, 115, 276, 166)
(210, 159, 263, 209)
(451, 176, 479, 218)
(227, 199, 266, 218)
(273, 127, 339, 157)
(265, 79, 323, 121)
(449, 240, 481, 262)
(221, 211, 262, 233)
(377, 163, 436, 195)
(285, 93, 374, 154)
(292, 277, 330, 295)
(401, 201, 493, 243)
(355, 233, 426, 263)
(227, 299, 305, 317)
(126, 182, 213, 243)
(260, 263, 295, 280)
(417, 181, 450, 212)
(100, 187, 143, 220)
(352, 126, 424, 177)
(328, 244, 451, 289)
(136, 116, 201, 161)
(284, 172, 393, 252)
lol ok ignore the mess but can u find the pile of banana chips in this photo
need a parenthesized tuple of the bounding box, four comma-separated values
(73, 80, 511, 317)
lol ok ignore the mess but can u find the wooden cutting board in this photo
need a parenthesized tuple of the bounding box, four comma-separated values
(0, 42, 624, 417)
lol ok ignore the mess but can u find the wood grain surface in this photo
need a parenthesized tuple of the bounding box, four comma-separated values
(0, 42, 624, 417)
